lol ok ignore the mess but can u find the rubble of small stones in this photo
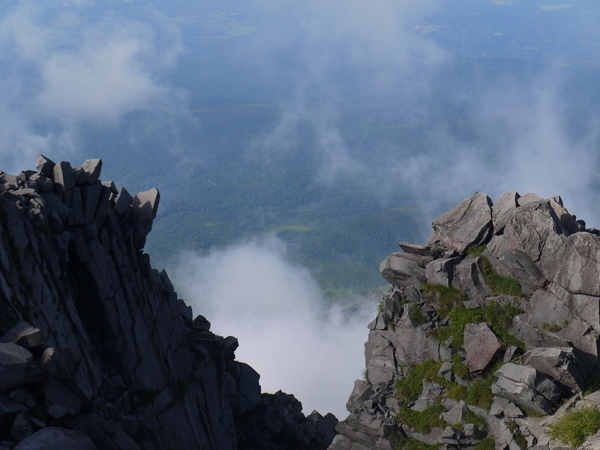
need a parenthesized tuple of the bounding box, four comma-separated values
(331, 191, 600, 449)
(0, 156, 336, 449)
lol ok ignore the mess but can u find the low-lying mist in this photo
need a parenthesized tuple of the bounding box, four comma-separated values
(171, 237, 373, 418)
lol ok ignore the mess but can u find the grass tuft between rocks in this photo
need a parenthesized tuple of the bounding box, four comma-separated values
(409, 305, 427, 325)
(395, 360, 444, 402)
(422, 283, 468, 317)
(467, 246, 525, 298)
(548, 407, 600, 447)
(505, 420, 528, 448)
(464, 359, 506, 410)
(429, 301, 525, 350)
(463, 409, 488, 431)
(397, 403, 446, 434)
(473, 437, 496, 449)
(395, 355, 503, 409)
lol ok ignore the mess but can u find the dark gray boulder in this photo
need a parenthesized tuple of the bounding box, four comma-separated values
(52, 161, 75, 197)
(0, 322, 44, 349)
(35, 155, 55, 177)
(131, 188, 160, 249)
(81, 183, 102, 224)
(488, 200, 566, 277)
(132, 188, 160, 223)
(517, 192, 544, 206)
(490, 248, 547, 296)
(412, 381, 443, 411)
(14, 427, 96, 450)
(44, 380, 82, 419)
(0, 343, 33, 392)
(364, 331, 398, 385)
(77, 159, 102, 185)
(114, 187, 132, 216)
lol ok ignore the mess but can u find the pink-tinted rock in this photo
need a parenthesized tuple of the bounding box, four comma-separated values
(517, 192, 543, 206)
(548, 232, 600, 296)
(463, 322, 502, 372)
(426, 192, 493, 254)
(488, 200, 566, 275)
(492, 190, 520, 235)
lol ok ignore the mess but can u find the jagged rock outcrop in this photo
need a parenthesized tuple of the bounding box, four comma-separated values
(331, 191, 600, 449)
(0, 156, 337, 449)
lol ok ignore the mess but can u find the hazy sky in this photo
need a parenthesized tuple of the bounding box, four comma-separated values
(240, 0, 600, 227)
(1, 0, 600, 419)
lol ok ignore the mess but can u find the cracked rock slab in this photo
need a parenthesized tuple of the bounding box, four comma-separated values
(492, 363, 562, 414)
(426, 192, 493, 254)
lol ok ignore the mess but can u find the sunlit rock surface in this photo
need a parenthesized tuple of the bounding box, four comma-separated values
(331, 191, 600, 449)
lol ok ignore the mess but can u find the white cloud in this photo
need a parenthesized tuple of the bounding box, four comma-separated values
(385, 71, 600, 231)
(37, 20, 176, 122)
(171, 237, 373, 418)
(0, 1, 185, 172)
(242, 0, 600, 232)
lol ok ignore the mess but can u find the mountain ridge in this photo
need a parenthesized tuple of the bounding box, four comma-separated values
(0, 155, 336, 449)
(332, 190, 600, 449)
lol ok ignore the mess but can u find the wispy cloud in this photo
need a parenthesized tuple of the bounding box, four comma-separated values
(0, 1, 184, 173)
(245, 0, 448, 185)
(171, 237, 372, 417)
(243, 0, 600, 230)
(387, 70, 600, 235)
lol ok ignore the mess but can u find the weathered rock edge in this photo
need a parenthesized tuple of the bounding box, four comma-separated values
(0, 156, 337, 450)
(332, 191, 600, 450)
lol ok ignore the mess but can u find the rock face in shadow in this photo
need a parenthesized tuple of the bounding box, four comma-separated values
(331, 191, 600, 450)
(0, 156, 336, 450)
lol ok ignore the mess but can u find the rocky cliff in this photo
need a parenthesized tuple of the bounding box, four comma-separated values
(0, 156, 337, 449)
(331, 191, 600, 449)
